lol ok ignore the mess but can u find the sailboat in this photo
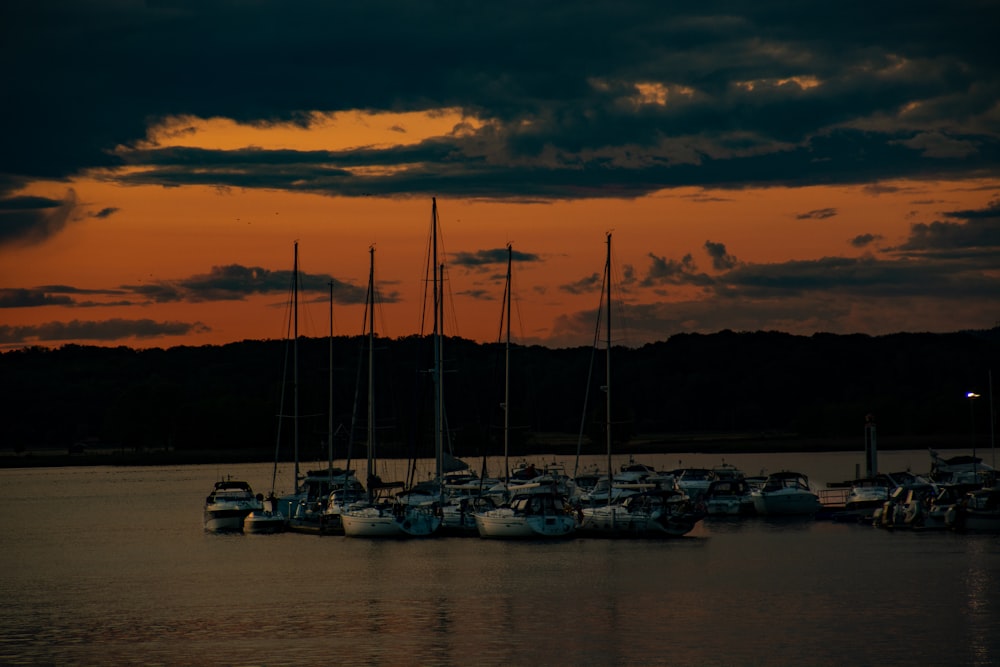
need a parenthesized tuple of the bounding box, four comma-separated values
(475, 243, 577, 539)
(341, 241, 439, 538)
(245, 243, 308, 535)
(394, 197, 450, 537)
(265, 243, 359, 534)
(288, 279, 361, 535)
(577, 233, 704, 538)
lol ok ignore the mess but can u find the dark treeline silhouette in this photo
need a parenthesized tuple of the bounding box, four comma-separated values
(2, 328, 998, 460)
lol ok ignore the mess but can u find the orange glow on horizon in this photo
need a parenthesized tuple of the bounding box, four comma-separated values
(3, 175, 997, 350)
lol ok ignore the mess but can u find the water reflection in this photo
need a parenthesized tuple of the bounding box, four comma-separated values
(2, 462, 998, 666)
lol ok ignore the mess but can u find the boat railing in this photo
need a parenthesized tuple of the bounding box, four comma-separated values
(817, 487, 850, 508)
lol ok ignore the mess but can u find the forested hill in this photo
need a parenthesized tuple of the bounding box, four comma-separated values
(2, 328, 998, 459)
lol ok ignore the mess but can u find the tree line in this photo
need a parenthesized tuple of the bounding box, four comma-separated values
(2, 328, 998, 459)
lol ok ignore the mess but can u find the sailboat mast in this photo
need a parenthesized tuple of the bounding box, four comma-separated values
(293, 241, 301, 495)
(328, 281, 334, 476)
(366, 245, 376, 504)
(504, 243, 512, 500)
(432, 198, 443, 500)
(605, 232, 612, 506)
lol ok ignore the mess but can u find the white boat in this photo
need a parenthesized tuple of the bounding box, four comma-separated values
(873, 482, 938, 529)
(579, 488, 705, 537)
(342, 234, 443, 539)
(703, 478, 755, 516)
(843, 475, 894, 515)
(751, 471, 821, 515)
(673, 468, 716, 501)
(945, 486, 1000, 532)
(475, 490, 576, 539)
(244, 492, 287, 534)
(922, 483, 982, 530)
(928, 449, 994, 485)
(203, 479, 262, 532)
(321, 486, 367, 534)
(341, 480, 437, 538)
(341, 503, 404, 537)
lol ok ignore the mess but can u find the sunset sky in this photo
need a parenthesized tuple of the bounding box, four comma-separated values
(2, 2, 998, 350)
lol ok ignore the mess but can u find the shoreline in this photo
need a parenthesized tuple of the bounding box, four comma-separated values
(1, 433, 979, 469)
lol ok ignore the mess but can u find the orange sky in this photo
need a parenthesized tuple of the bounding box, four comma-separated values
(3, 5, 998, 350)
(3, 163, 996, 350)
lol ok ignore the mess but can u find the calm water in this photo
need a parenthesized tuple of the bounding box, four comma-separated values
(2, 451, 997, 666)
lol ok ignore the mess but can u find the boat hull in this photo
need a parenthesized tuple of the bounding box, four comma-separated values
(475, 510, 575, 539)
(752, 491, 821, 516)
(342, 507, 404, 537)
(243, 511, 287, 534)
(203, 508, 254, 532)
(579, 506, 701, 537)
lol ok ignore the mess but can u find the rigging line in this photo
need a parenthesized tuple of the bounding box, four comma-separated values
(573, 246, 608, 480)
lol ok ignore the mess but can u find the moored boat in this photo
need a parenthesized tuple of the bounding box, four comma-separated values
(751, 471, 821, 516)
(243, 492, 287, 534)
(578, 488, 704, 537)
(475, 488, 576, 539)
(873, 481, 938, 529)
(945, 486, 1000, 532)
(704, 478, 755, 516)
(204, 479, 262, 532)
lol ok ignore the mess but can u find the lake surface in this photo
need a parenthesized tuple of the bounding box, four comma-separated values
(2, 450, 997, 666)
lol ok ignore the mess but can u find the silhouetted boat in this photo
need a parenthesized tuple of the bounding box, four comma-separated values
(204, 479, 261, 532)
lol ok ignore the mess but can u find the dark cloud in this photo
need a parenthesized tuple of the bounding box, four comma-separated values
(91, 207, 120, 219)
(639, 252, 709, 287)
(2, 2, 997, 198)
(451, 247, 542, 267)
(850, 233, 883, 248)
(560, 272, 602, 295)
(125, 265, 373, 305)
(0, 190, 77, 246)
(943, 199, 1000, 221)
(0, 288, 74, 308)
(890, 201, 1000, 254)
(704, 241, 738, 270)
(796, 208, 838, 220)
(0, 319, 210, 345)
(1, 265, 373, 309)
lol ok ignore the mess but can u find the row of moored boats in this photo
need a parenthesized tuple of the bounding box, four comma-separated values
(204, 450, 999, 538)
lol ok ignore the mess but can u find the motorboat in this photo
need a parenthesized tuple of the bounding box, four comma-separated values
(922, 483, 982, 530)
(243, 492, 287, 534)
(673, 468, 716, 501)
(203, 479, 262, 532)
(842, 475, 894, 518)
(578, 488, 705, 537)
(703, 478, 755, 516)
(575, 461, 665, 506)
(944, 486, 1000, 532)
(750, 471, 821, 516)
(283, 468, 361, 534)
(320, 486, 368, 534)
(873, 482, 938, 529)
(928, 449, 994, 486)
(711, 461, 746, 481)
(475, 489, 576, 539)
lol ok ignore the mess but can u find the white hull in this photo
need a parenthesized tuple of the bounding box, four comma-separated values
(203, 511, 251, 532)
(342, 507, 404, 537)
(203, 480, 261, 532)
(475, 509, 576, 539)
(579, 506, 700, 537)
(243, 511, 287, 534)
(705, 498, 752, 516)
